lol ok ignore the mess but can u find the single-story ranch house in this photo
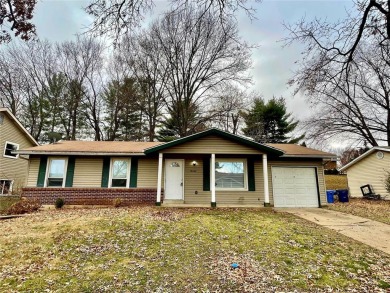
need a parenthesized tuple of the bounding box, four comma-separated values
(18, 129, 336, 207)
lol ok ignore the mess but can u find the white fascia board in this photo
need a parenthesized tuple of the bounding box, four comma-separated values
(16, 151, 146, 156)
(280, 155, 338, 160)
(339, 147, 390, 171)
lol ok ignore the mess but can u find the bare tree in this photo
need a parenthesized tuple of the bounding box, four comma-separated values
(85, 0, 258, 44)
(299, 40, 390, 146)
(118, 32, 168, 141)
(284, 0, 390, 77)
(56, 37, 105, 140)
(210, 85, 249, 134)
(146, 6, 251, 137)
(1, 41, 58, 140)
(0, 54, 24, 114)
(81, 39, 105, 141)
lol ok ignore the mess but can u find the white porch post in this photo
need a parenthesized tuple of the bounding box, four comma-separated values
(156, 153, 163, 206)
(211, 153, 216, 207)
(263, 154, 270, 206)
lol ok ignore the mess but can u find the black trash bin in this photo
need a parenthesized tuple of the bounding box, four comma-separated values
(337, 189, 349, 202)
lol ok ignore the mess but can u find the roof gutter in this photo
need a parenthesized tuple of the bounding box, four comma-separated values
(280, 155, 338, 159)
(16, 151, 146, 156)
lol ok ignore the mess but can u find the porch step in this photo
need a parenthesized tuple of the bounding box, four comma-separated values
(162, 200, 185, 205)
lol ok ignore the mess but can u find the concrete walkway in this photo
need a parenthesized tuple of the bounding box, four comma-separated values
(280, 208, 390, 255)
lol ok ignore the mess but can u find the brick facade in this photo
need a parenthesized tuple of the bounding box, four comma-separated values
(22, 188, 163, 205)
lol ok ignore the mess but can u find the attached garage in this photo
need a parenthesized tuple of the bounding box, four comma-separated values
(19, 129, 335, 207)
(272, 167, 319, 207)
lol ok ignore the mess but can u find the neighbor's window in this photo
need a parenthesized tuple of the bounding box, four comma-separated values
(47, 158, 67, 187)
(3, 141, 19, 158)
(111, 158, 130, 188)
(0, 180, 12, 195)
(215, 159, 247, 189)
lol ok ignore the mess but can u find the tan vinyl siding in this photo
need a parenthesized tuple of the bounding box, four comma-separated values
(0, 114, 35, 191)
(163, 135, 264, 154)
(183, 158, 264, 205)
(268, 161, 326, 206)
(138, 158, 163, 188)
(346, 152, 390, 198)
(27, 157, 40, 187)
(72, 158, 103, 187)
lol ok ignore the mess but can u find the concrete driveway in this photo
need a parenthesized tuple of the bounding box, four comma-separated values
(279, 208, 390, 255)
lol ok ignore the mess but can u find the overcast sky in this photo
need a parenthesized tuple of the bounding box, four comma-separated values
(31, 0, 353, 147)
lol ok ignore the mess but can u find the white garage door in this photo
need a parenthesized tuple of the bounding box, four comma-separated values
(272, 167, 319, 207)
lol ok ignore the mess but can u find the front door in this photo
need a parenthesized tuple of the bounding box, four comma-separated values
(165, 159, 184, 200)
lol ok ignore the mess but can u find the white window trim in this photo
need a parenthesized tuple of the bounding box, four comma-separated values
(109, 158, 131, 188)
(212, 158, 248, 191)
(3, 141, 19, 159)
(0, 179, 13, 195)
(44, 157, 68, 188)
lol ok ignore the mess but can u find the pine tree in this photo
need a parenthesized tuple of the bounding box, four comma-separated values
(242, 97, 304, 143)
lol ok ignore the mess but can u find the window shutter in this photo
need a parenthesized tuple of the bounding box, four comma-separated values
(37, 156, 48, 187)
(248, 158, 256, 191)
(101, 157, 110, 188)
(65, 156, 75, 187)
(203, 158, 210, 191)
(130, 157, 138, 187)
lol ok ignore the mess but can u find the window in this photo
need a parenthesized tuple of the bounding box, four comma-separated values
(110, 158, 131, 188)
(46, 158, 67, 187)
(215, 159, 247, 190)
(0, 180, 12, 195)
(3, 141, 19, 159)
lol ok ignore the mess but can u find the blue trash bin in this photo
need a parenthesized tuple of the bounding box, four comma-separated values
(337, 189, 349, 202)
(326, 190, 336, 203)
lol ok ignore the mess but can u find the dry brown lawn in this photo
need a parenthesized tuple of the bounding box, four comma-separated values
(325, 175, 348, 190)
(1, 207, 390, 292)
(327, 197, 390, 225)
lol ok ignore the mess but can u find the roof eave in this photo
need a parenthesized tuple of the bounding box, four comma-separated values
(0, 108, 39, 146)
(17, 151, 146, 156)
(280, 155, 338, 159)
(144, 128, 284, 156)
(339, 147, 390, 171)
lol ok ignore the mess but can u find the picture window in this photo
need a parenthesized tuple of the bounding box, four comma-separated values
(214, 159, 247, 190)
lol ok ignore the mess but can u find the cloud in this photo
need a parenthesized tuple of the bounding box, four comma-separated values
(34, 0, 91, 42)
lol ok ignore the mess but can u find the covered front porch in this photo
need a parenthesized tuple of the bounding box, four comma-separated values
(155, 153, 271, 207)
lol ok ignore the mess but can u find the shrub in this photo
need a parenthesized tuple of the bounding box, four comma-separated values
(113, 198, 123, 208)
(384, 171, 390, 194)
(6, 198, 41, 215)
(55, 198, 65, 209)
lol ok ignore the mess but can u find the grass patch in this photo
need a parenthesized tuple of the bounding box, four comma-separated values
(327, 198, 390, 225)
(0, 196, 21, 214)
(325, 175, 348, 190)
(0, 207, 389, 292)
